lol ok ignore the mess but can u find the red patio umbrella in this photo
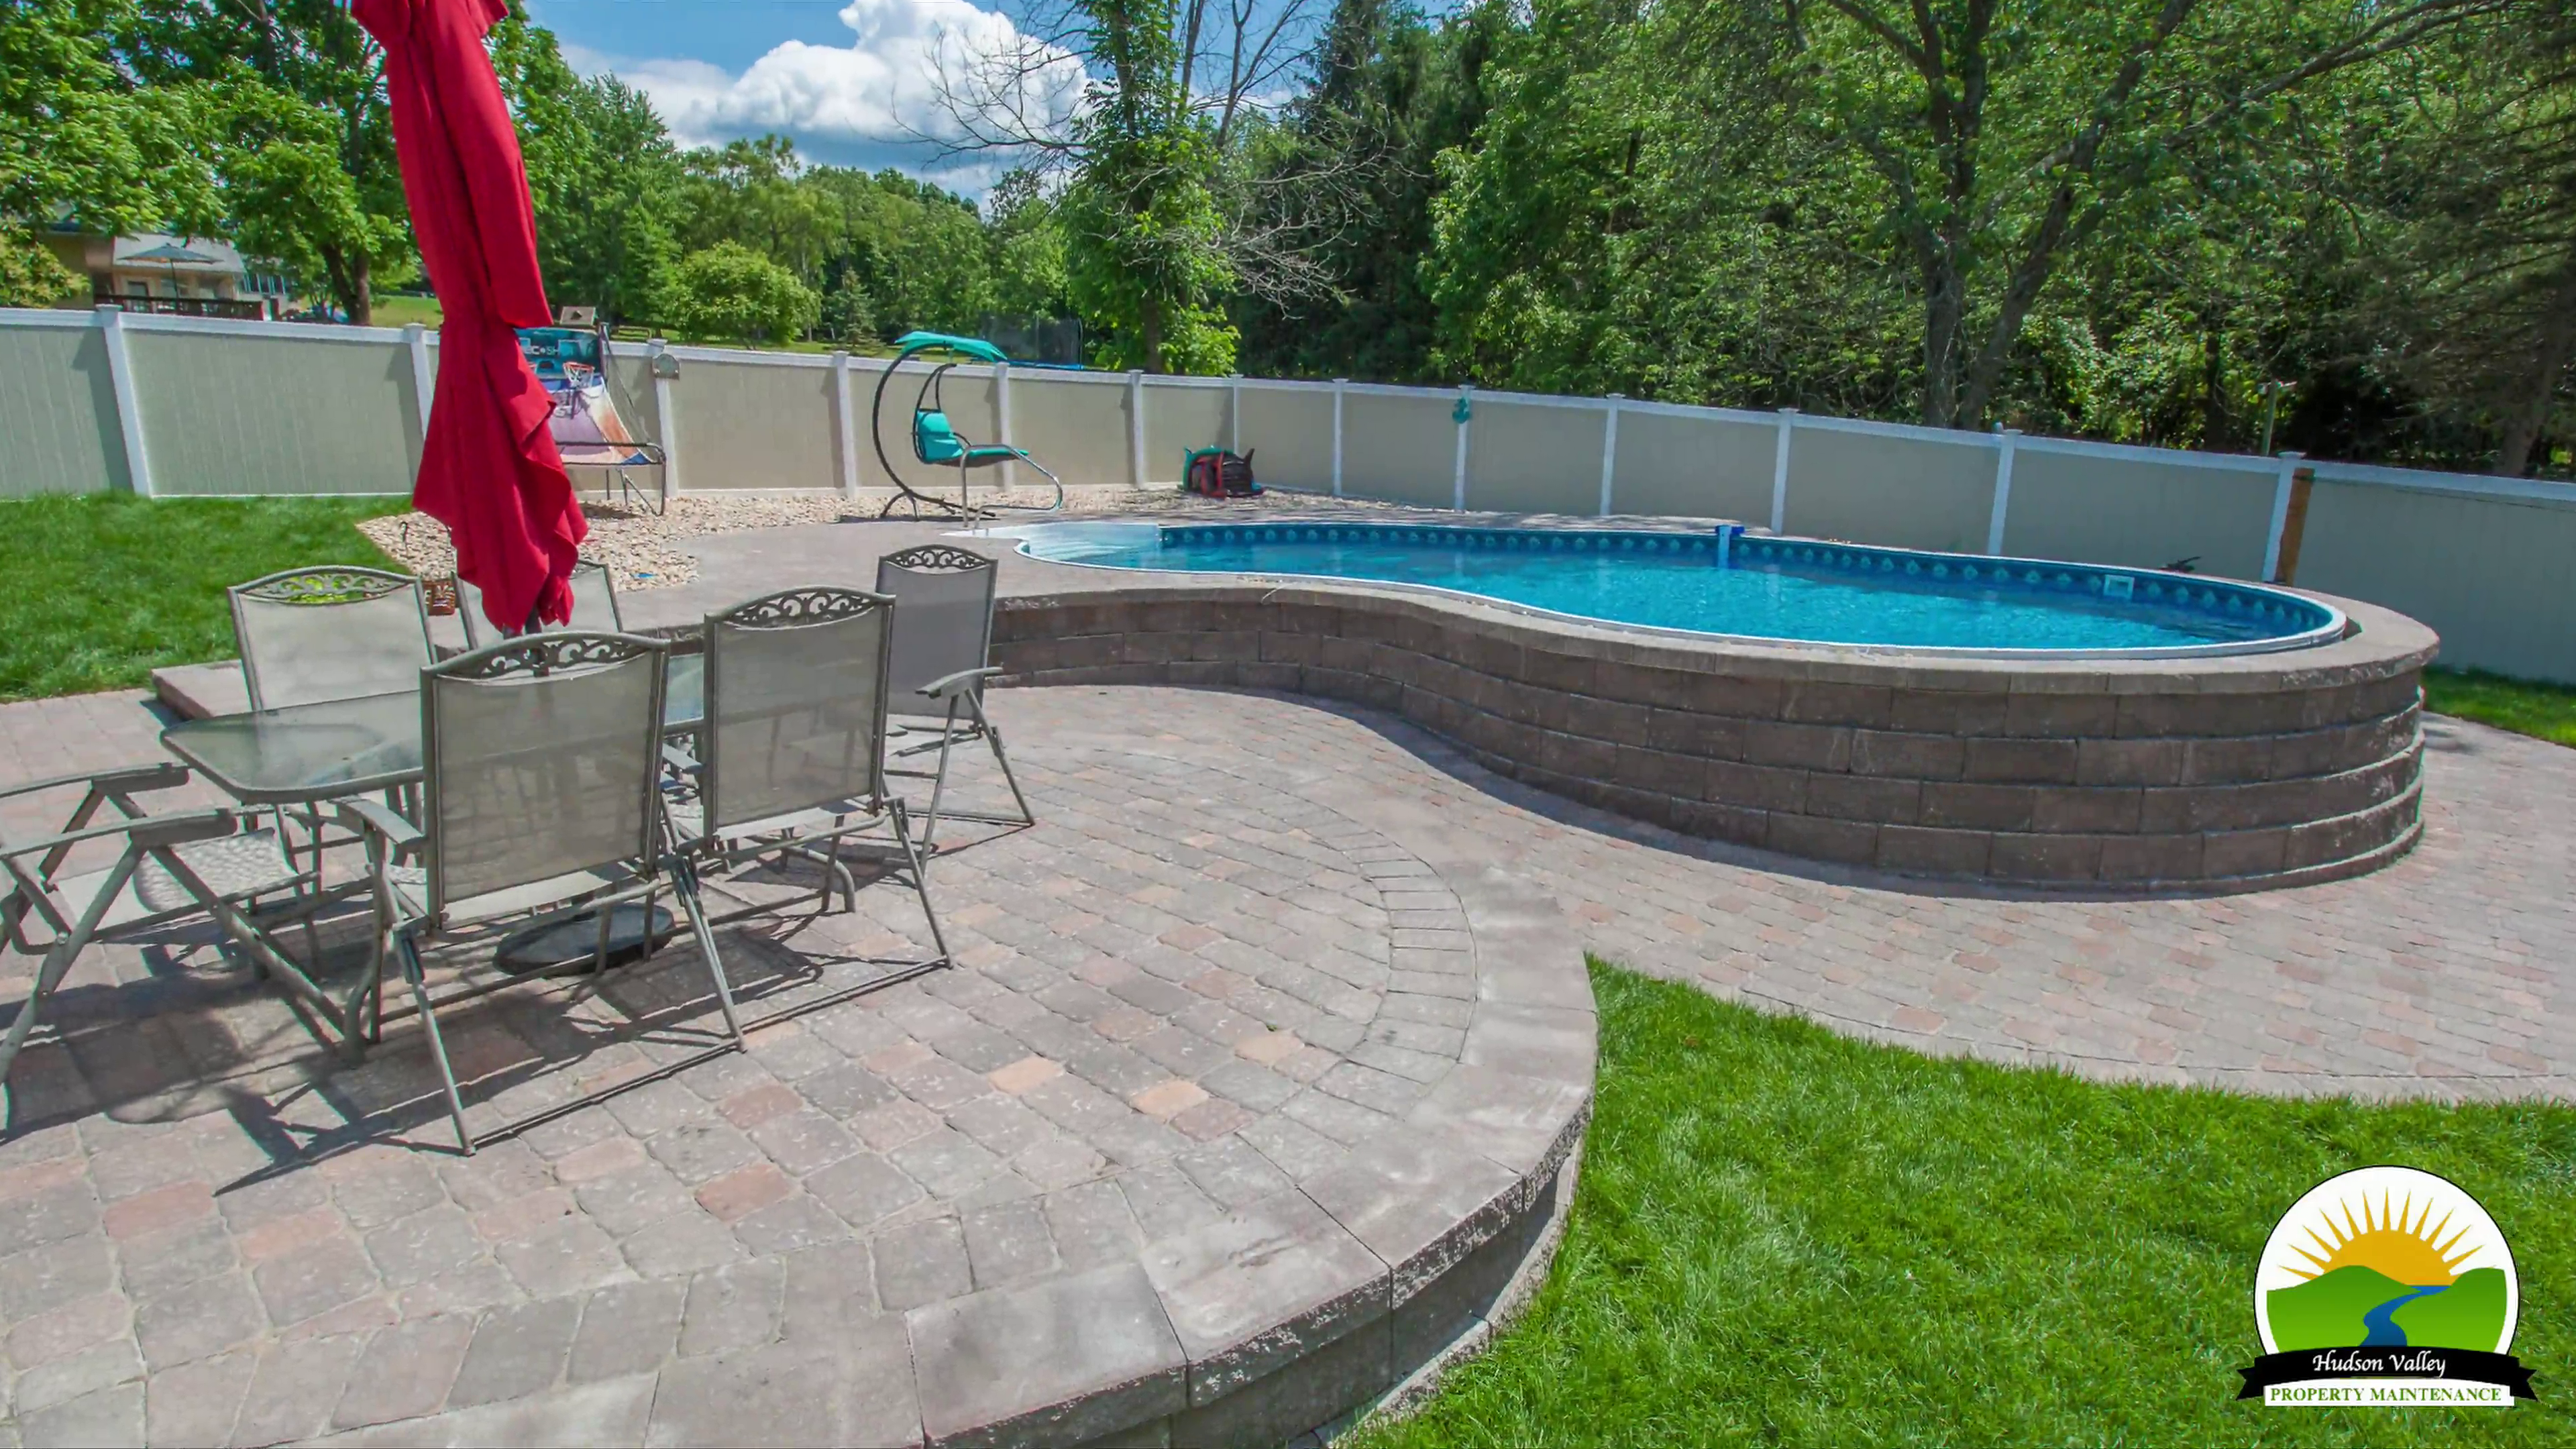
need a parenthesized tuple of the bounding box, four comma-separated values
(355, 0, 585, 636)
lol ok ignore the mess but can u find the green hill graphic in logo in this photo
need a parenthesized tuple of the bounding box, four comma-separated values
(2243, 1165, 2533, 1407)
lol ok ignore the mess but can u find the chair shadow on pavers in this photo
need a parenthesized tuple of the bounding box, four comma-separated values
(1, 881, 913, 1163)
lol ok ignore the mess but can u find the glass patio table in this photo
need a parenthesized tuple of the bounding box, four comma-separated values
(154, 653, 707, 1006)
(160, 654, 704, 805)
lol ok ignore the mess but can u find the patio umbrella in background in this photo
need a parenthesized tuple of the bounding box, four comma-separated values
(123, 240, 219, 300)
(354, 0, 584, 636)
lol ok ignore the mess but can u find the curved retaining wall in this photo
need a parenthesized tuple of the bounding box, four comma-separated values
(990, 582, 2438, 891)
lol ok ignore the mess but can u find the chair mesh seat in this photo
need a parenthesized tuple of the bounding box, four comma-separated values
(384, 863, 427, 915)
(133, 829, 301, 914)
(665, 795, 864, 847)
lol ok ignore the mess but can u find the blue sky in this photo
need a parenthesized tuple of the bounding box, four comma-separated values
(526, 0, 1088, 188)
(524, 0, 1366, 192)
(527, 1, 860, 78)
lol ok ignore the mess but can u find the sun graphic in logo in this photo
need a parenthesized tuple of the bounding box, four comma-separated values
(2285, 1188, 2480, 1287)
(2256, 1166, 2518, 1356)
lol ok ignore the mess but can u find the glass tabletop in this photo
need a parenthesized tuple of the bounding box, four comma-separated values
(163, 654, 704, 806)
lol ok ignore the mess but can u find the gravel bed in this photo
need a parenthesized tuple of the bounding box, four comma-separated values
(357, 485, 1399, 591)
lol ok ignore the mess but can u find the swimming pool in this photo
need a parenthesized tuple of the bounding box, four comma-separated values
(1004, 521, 2344, 658)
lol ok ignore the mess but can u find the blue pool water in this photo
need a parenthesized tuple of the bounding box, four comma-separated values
(1010, 522, 2341, 656)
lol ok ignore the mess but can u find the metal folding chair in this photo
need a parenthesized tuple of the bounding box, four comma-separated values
(1, 765, 333, 1110)
(229, 564, 439, 871)
(455, 561, 622, 649)
(229, 566, 436, 710)
(661, 587, 947, 993)
(339, 631, 741, 1153)
(874, 545, 1034, 849)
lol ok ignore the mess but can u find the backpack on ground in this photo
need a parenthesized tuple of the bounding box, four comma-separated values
(1183, 447, 1260, 498)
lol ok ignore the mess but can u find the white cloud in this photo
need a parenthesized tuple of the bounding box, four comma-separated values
(568, 0, 1085, 191)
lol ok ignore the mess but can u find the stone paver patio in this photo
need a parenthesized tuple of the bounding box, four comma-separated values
(3, 573, 2571, 1442)
(0, 684, 1593, 1447)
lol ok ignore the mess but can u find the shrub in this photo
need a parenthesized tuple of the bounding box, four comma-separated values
(657, 241, 818, 344)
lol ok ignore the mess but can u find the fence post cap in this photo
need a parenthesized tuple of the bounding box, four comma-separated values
(1777, 405, 1799, 416)
(1333, 376, 1350, 383)
(1607, 392, 1626, 400)
(1996, 425, 2022, 437)
(2277, 449, 2306, 460)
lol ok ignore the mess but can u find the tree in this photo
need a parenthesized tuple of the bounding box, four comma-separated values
(1421, 0, 1919, 411)
(493, 18, 682, 327)
(2333, 8, 2576, 474)
(1232, 0, 1503, 381)
(658, 241, 820, 343)
(806, 166, 998, 339)
(124, 0, 414, 322)
(1807, 0, 2512, 429)
(213, 74, 413, 321)
(0, 0, 221, 305)
(1057, 0, 1236, 371)
(932, 0, 1340, 370)
(674, 138, 841, 287)
(985, 168, 1074, 321)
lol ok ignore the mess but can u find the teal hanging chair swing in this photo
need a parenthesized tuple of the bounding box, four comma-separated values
(871, 332, 1066, 520)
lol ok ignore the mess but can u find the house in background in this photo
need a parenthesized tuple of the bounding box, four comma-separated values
(41, 228, 295, 319)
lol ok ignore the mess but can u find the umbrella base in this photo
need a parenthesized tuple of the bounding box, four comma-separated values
(494, 902, 676, 977)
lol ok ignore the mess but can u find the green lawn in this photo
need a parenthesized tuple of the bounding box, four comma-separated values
(369, 294, 443, 329)
(2426, 667, 2576, 749)
(0, 494, 407, 701)
(1358, 965, 2572, 1448)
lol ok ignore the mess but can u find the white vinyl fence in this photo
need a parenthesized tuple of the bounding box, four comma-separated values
(5, 305, 2573, 683)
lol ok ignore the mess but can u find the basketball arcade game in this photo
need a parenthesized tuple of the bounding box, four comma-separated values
(516, 315, 669, 515)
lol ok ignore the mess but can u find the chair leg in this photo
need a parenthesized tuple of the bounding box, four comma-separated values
(920, 696, 963, 852)
(396, 930, 474, 1155)
(670, 865, 746, 1047)
(0, 848, 142, 1091)
(888, 801, 950, 967)
(356, 832, 399, 1044)
(822, 846, 858, 914)
(965, 694, 1036, 828)
(356, 925, 392, 1045)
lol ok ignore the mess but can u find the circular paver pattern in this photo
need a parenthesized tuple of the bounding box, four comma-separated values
(1061, 686, 2569, 1102)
